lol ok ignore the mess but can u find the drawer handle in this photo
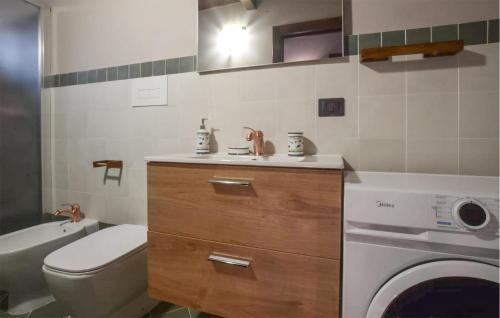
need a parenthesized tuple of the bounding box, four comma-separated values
(208, 178, 252, 187)
(208, 254, 251, 267)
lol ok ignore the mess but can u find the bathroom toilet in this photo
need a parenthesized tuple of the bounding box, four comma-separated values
(42, 224, 158, 318)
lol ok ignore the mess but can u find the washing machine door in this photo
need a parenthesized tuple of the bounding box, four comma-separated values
(366, 260, 499, 318)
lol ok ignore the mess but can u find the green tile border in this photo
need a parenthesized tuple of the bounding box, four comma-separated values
(359, 32, 381, 50)
(88, 69, 97, 83)
(117, 65, 129, 80)
(43, 18, 496, 88)
(130, 63, 141, 78)
(77, 71, 88, 85)
(44, 55, 196, 88)
(406, 27, 431, 45)
(153, 60, 166, 76)
(166, 58, 180, 74)
(344, 34, 358, 56)
(107, 66, 117, 81)
(97, 68, 107, 82)
(179, 56, 195, 73)
(489, 19, 499, 43)
(382, 30, 405, 47)
(432, 24, 458, 42)
(141, 62, 153, 77)
(459, 21, 487, 45)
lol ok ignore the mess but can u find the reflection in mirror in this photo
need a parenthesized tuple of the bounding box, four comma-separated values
(198, 0, 343, 72)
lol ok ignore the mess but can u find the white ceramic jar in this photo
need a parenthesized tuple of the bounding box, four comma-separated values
(288, 132, 304, 156)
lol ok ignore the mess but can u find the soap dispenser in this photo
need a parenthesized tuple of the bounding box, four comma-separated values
(196, 118, 210, 154)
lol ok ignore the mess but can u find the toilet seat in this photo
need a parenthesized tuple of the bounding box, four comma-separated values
(44, 224, 147, 275)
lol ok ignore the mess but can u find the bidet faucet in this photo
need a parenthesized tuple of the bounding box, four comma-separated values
(53, 203, 81, 223)
(244, 127, 264, 156)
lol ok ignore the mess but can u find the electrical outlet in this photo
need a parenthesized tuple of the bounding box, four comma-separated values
(318, 98, 345, 117)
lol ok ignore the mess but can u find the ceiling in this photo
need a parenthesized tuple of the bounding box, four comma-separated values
(199, 0, 239, 11)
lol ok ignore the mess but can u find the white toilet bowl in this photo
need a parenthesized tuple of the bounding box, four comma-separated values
(0, 219, 98, 315)
(42, 224, 158, 318)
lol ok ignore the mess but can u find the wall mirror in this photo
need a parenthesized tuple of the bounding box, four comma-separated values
(198, 0, 343, 73)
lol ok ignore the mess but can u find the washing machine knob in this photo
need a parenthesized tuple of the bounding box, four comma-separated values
(452, 199, 490, 231)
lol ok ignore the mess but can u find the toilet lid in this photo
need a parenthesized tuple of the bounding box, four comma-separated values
(44, 224, 147, 274)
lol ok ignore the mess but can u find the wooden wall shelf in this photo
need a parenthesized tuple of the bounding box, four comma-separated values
(360, 40, 464, 62)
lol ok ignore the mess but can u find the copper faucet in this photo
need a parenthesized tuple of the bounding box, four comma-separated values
(53, 204, 81, 223)
(244, 127, 264, 156)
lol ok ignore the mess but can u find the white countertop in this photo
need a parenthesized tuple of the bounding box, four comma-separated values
(144, 153, 344, 169)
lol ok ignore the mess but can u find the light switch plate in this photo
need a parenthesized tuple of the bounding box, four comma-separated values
(131, 76, 168, 107)
(318, 98, 345, 117)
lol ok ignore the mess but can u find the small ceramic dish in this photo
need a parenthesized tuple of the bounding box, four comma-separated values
(228, 146, 250, 155)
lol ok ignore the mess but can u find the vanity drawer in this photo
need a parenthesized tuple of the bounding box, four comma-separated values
(148, 231, 340, 318)
(147, 163, 342, 259)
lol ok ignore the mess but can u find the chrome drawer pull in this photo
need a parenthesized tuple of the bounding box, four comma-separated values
(208, 178, 251, 187)
(208, 254, 251, 267)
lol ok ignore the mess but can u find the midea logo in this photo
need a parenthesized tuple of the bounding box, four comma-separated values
(376, 201, 395, 208)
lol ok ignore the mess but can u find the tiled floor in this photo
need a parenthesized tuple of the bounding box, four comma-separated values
(0, 296, 220, 318)
(0, 223, 221, 318)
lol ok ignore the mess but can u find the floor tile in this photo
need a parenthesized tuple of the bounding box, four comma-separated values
(188, 308, 222, 318)
(0, 292, 7, 312)
(163, 308, 190, 318)
(29, 301, 69, 318)
(150, 302, 184, 318)
(0, 309, 29, 318)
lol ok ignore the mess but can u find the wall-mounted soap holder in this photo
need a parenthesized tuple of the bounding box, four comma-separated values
(92, 160, 123, 169)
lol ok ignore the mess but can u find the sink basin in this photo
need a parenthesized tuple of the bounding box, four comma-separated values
(188, 154, 304, 163)
(145, 153, 344, 169)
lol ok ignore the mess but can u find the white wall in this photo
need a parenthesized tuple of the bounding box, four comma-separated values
(349, 0, 499, 34)
(48, 0, 197, 73)
(46, 0, 499, 73)
(45, 0, 499, 225)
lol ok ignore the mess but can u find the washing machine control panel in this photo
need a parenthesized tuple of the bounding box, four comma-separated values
(433, 195, 498, 233)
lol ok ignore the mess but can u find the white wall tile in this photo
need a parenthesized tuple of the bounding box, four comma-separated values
(359, 61, 405, 96)
(316, 138, 360, 170)
(459, 139, 499, 176)
(48, 43, 499, 226)
(210, 72, 240, 106)
(86, 110, 110, 138)
(275, 65, 315, 101)
(359, 95, 405, 139)
(460, 91, 499, 139)
(66, 111, 87, 139)
(168, 73, 211, 106)
(359, 139, 405, 172)
(407, 56, 458, 94)
(316, 60, 358, 97)
(407, 93, 459, 139)
(407, 139, 459, 174)
(459, 44, 499, 93)
(237, 68, 277, 102)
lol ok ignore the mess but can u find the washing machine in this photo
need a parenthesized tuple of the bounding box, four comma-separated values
(343, 171, 499, 318)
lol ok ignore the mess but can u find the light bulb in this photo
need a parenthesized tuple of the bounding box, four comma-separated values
(217, 24, 248, 55)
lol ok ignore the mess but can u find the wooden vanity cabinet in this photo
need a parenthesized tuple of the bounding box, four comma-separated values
(147, 162, 343, 318)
